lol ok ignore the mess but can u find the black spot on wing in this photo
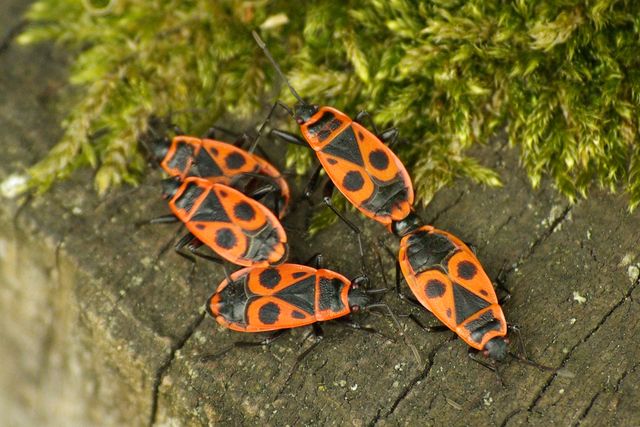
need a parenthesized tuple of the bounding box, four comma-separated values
(453, 283, 491, 325)
(457, 260, 478, 280)
(259, 268, 281, 289)
(343, 171, 364, 192)
(292, 271, 307, 279)
(215, 228, 237, 249)
(369, 149, 390, 170)
(291, 310, 306, 319)
(326, 158, 338, 165)
(225, 152, 246, 169)
(234, 201, 256, 221)
(258, 302, 280, 325)
(318, 278, 345, 312)
(425, 279, 446, 298)
(446, 308, 452, 318)
(321, 127, 364, 167)
(406, 230, 456, 274)
(195, 224, 205, 230)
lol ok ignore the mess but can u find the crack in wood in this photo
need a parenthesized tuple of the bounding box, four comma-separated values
(499, 408, 524, 427)
(506, 204, 573, 276)
(576, 390, 603, 425)
(368, 336, 456, 426)
(363, 200, 574, 427)
(614, 362, 638, 393)
(516, 275, 640, 425)
(575, 360, 640, 425)
(149, 311, 206, 426)
(427, 190, 466, 225)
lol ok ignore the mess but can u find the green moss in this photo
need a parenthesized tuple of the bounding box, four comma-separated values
(13, 0, 640, 212)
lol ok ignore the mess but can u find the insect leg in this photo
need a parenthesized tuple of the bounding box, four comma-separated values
(408, 314, 450, 333)
(247, 184, 277, 200)
(354, 110, 380, 135)
(270, 129, 310, 147)
(175, 233, 235, 281)
(468, 348, 505, 386)
(248, 101, 289, 154)
(507, 324, 528, 359)
(468, 348, 496, 372)
(493, 261, 512, 304)
(187, 246, 226, 266)
(200, 329, 288, 362)
(135, 213, 179, 228)
(284, 323, 325, 384)
(377, 239, 422, 307)
(303, 253, 324, 269)
(389, 253, 425, 308)
(275, 325, 326, 396)
(202, 124, 240, 140)
(173, 232, 200, 277)
(353, 111, 403, 148)
(321, 181, 367, 275)
(378, 128, 400, 148)
(301, 164, 324, 201)
(334, 318, 388, 340)
(175, 233, 224, 264)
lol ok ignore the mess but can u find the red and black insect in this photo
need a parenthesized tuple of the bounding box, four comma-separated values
(155, 176, 288, 267)
(252, 31, 414, 227)
(388, 212, 558, 376)
(152, 130, 290, 219)
(203, 256, 398, 380)
(390, 212, 509, 364)
(207, 261, 374, 333)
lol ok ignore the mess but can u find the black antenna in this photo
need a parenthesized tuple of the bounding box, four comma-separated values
(252, 30, 306, 105)
(248, 101, 279, 154)
(508, 352, 555, 371)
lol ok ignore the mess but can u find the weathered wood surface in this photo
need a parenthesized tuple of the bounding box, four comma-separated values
(1, 2, 639, 426)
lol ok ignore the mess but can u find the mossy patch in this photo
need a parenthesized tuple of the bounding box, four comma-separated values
(13, 0, 640, 212)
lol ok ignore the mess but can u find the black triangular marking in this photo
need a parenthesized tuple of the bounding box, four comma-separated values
(275, 276, 316, 315)
(194, 148, 223, 178)
(452, 282, 490, 325)
(191, 190, 231, 223)
(322, 127, 365, 167)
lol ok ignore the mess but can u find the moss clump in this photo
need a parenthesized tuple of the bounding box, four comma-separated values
(13, 0, 640, 210)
